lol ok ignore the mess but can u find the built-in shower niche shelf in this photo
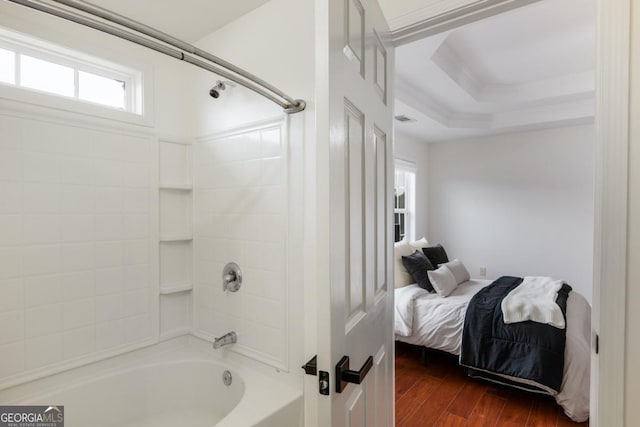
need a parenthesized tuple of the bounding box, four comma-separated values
(160, 234, 193, 242)
(159, 184, 192, 191)
(159, 282, 193, 295)
(158, 139, 193, 339)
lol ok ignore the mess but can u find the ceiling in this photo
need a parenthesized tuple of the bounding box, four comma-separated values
(83, 0, 271, 42)
(394, 0, 596, 142)
(52, 0, 595, 143)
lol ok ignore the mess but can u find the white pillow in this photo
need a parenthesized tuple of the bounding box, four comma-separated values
(411, 237, 430, 249)
(440, 259, 470, 284)
(394, 237, 431, 288)
(394, 241, 415, 288)
(427, 265, 458, 297)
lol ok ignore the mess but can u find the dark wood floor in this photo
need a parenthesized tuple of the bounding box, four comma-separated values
(395, 342, 588, 427)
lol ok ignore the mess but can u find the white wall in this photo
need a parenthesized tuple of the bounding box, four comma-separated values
(426, 124, 595, 301)
(395, 132, 430, 240)
(192, 120, 289, 369)
(0, 2, 196, 388)
(188, 0, 314, 382)
(191, 0, 315, 136)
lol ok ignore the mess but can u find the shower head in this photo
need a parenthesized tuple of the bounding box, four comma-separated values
(209, 80, 236, 99)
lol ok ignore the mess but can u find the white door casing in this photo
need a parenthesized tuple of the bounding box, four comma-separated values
(312, 0, 395, 425)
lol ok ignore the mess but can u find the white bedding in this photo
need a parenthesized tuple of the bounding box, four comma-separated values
(395, 279, 491, 354)
(394, 279, 591, 422)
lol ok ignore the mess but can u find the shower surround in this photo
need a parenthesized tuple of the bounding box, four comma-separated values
(192, 119, 290, 370)
(0, 0, 309, 424)
(0, 111, 159, 389)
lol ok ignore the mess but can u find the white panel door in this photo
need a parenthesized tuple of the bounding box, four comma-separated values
(312, 0, 394, 425)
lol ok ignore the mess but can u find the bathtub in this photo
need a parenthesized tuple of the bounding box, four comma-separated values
(0, 336, 302, 427)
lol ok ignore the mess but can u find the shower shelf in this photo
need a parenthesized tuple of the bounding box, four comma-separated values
(159, 184, 192, 191)
(160, 234, 193, 242)
(159, 282, 193, 295)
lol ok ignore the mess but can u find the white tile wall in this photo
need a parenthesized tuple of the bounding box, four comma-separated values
(159, 191, 192, 238)
(0, 112, 157, 387)
(160, 242, 192, 285)
(160, 292, 192, 335)
(193, 121, 288, 369)
(158, 140, 193, 339)
(159, 141, 192, 186)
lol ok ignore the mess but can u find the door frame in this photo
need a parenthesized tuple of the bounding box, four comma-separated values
(387, 1, 630, 426)
(590, 2, 630, 425)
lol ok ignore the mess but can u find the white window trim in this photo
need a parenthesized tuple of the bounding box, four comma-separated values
(0, 26, 152, 127)
(394, 159, 417, 243)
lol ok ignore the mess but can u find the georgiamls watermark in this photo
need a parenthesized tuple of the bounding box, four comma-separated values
(0, 406, 64, 427)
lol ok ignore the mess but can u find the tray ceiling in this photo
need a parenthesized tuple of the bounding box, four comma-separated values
(394, 0, 596, 142)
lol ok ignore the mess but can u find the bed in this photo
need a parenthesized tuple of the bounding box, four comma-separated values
(394, 278, 591, 422)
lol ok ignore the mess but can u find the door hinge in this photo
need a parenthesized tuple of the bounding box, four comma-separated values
(595, 334, 599, 354)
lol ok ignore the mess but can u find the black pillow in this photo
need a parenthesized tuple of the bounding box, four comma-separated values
(401, 250, 435, 292)
(422, 244, 449, 267)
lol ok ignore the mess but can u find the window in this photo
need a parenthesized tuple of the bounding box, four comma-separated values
(0, 29, 141, 114)
(394, 160, 416, 243)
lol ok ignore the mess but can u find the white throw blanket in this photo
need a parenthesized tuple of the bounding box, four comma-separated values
(501, 276, 566, 329)
(394, 285, 429, 336)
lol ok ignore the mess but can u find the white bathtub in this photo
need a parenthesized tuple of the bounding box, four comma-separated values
(0, 336, 302, 427)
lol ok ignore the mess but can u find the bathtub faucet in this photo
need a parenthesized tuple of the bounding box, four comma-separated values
(213, 331, 237, 349)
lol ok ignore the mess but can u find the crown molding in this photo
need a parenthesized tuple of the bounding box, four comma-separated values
(430, 35, 485, 99)
(492, 97, 594, 128)
(430, 34, 596, 105)
(396, 77, 490, 128)
(396, 76, 594, 132)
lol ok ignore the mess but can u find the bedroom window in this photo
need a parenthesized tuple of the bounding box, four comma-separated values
(0, 29, 142, 114)
(394, 160, 416, 243)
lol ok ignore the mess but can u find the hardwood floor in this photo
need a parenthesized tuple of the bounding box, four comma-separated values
(395, 342, 588, 427)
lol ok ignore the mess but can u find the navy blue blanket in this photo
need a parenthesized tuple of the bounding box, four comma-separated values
(460, 276, 572, 393)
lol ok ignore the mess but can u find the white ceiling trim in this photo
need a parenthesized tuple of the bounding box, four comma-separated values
(431, 36, 595, 105)
(396, 77, 594, 131)
(396, 78, 490, 128)
(430, 36, 485, 100)
(395, 97, 594, 143)
(491, 98, 594, 128)
(390, 0, 541, 46)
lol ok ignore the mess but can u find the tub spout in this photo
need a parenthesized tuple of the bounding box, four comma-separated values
(213, 331, 237, 349)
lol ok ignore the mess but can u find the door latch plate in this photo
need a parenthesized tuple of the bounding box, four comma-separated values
(319, 370, 330, 395)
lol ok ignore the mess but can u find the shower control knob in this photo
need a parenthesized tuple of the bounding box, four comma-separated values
(222, 262, 242, 292)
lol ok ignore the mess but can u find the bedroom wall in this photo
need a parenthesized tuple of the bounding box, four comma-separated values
(426, 124, 595, 302)
(395, 132, 429, 240)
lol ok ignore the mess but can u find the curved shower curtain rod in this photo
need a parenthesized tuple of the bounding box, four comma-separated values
(6, 0, 307, 114)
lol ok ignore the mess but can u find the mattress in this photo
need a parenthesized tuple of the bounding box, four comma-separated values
(394, 278, 591, 422)
(395, 279, 491, 354)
